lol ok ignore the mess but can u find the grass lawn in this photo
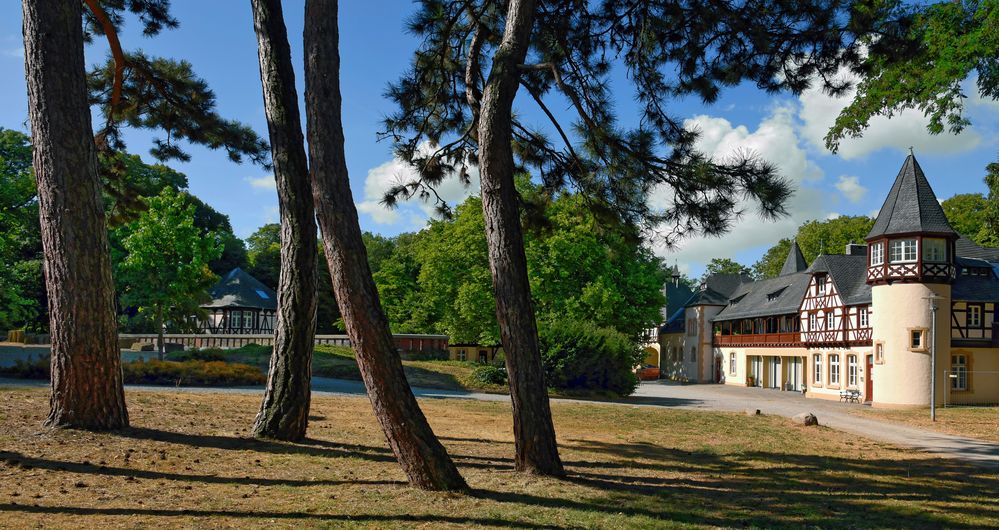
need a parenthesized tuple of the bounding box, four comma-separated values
(851, 406, 999, 444)
(1, 387, 997, 528)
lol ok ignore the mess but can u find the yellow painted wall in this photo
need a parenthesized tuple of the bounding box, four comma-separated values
(447, 345, 503, 363)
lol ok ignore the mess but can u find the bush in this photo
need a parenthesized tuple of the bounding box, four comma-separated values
(537, 320, 642, 396)
(0, 355, 264, 387)
(170, 348, 227, 362)
(123, 359, 265, 386)
(470, 364, 507, 386)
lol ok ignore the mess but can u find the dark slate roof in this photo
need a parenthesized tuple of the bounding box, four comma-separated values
(807, 254, 872, 305)
(712, 272, 811, 321)
(685, 273, 751, 307)
(956, 235, 999, 263)
(867, 155, 956, 239)
(953, 274, 999, 302)
(202, 268, 278, 310)
(659, 307, 686, 334)
(780, 240, 808, 276)
(661, 281, 695, 321)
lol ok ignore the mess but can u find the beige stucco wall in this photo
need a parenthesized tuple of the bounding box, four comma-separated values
(947, 347, 999, 405)
(870, 283, 951, 407)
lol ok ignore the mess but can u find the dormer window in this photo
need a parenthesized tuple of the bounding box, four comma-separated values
(889, 239, 917, 263)
(870, 242, 884, 266)
(922, 238, 946, 262)
(817, 276, 826, 296)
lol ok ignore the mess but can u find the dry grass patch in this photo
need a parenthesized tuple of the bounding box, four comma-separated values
(850, 406, 999, 444)
(0, 386, 997, 529)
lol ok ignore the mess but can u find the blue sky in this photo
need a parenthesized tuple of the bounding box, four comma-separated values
(2, 2, 997, 277)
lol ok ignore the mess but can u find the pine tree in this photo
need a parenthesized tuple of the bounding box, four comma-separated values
(384, 0, 869, 473)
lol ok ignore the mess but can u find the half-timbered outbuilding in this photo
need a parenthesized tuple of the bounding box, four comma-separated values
(649, 155, 999, 407)
(199, 268, 277, 334)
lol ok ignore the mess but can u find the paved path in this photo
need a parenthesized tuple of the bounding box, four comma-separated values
(2, 367, 997, 469)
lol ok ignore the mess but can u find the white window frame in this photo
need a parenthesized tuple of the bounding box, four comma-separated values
(729, 352, 736, 374)
(243, 311, 253, 330)
(951, 354, 968, 391)
(968, 305, 982, 327)
(457, 349, 467, 361)
(922, 238, 946, 263)
(829, 354, 840, 385)
(826, 311, 834, 330)
(889, 239, 918, 263)
(813, 354, 822, 384)
(847, 355, 858, 387)
(859, 307, 869, 328)
(809, 312, 818, 331)
(817, 276, 826, 296)
(229, 310, 242, 330)
(870, 242, 884, 266)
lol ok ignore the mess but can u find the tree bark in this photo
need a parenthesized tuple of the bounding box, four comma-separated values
(477, 0, 563, 475)
(249, 0, 319, 442)
(303, 0, 466, 491)
(22, 0, 128, 430)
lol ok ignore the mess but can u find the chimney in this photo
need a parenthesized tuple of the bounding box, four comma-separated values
(845, 243, 868, 256)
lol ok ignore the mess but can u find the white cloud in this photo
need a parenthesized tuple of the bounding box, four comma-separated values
(245, 175, 276, 191)
(799, 71, 982, 159)
(357, 145, 480, 228)
(660, 104, 829, 273)
(834, 175, 867, 203)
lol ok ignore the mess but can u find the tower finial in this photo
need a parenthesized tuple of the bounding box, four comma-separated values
(908, 146, 914, 156)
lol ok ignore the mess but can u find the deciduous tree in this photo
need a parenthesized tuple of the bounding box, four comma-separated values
(117, 188, 222, 359)
(753, 216, 875, 279)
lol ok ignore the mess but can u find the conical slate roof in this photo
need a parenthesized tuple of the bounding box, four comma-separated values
(866, 154, 956, 239)
(780, 240, 808, 276)
(202, 268, 277, 310)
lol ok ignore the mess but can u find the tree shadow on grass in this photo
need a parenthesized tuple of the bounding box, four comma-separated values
(0, 504, 564, 529)
(0, 451, 402, 488)
(116, 427, 397, 463)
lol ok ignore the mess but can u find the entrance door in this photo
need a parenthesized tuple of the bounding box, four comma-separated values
(750, 356, 763, 387)
(787, 357, 802, 391)
(769, 356, 782, 389)
(714, 356, 722, 383)
(865, 354, 874, 402)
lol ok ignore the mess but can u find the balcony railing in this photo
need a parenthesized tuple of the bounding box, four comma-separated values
(713, 332, 800, 347)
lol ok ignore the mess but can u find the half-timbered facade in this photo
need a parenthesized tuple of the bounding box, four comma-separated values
(649, 155, 999, 407)
(199, 268, 277, 334)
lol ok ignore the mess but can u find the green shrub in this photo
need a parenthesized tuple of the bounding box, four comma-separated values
(170, 348, 227, 362)
(123, 359, 265, 386)
(537, 319, 642, 396)
(0, 355, 264, 387)
(470, 364, 507, 386)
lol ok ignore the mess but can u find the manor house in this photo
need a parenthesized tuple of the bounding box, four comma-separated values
(647, 155, 999, 407)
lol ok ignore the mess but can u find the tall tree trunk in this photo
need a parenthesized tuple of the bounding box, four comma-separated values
(478, 0, 563, 475)
(22, 0, 128, 430)
(303, 0, 466, 491)
(249, 0, 319, 442)
(156, 305, 164, 361)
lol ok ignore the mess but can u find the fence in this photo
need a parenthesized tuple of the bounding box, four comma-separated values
(944, 370, 999, 407)
(117, 333, 449, 353)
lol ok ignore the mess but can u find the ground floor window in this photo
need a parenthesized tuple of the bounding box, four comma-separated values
(951, 354, 968, 391)
(729, 352, 736, 374)
(829, 354, 840, 386)
(847, 355, 858, 387)
(457, 349, 467, 362)
(813, 354, 822, 385)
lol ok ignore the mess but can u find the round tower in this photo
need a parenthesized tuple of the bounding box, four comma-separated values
(866, 154, 956, 407)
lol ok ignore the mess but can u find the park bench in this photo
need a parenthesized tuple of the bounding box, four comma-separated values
(839, 389, 861, 403)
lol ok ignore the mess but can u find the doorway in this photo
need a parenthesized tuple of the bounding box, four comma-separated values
(865, 354, 874, 402)
(714, 355, 723, 383)
(769, 356, 782, 389)
(786, 357, 803, 391)
(750, 356, 763, 387)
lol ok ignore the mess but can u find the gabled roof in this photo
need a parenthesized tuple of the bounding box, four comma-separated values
(956, 235, 999, 263)
(711, 272, 811, 321)
(867, 154, 956, 240)
(780, 240, 808, 276)
(685, 273, 751, 307)
(201, 268, 277, 310)
(807, 254, 871, 306)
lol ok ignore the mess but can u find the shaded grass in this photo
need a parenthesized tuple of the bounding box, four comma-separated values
(851, 406, 999, 444)
(0, 387, 997, 529)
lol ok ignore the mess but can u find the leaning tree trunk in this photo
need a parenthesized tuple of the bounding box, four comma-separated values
(477, 0, 563, 475)
(22, 0, 128, 430)
(249, 0, 319, 442)
(303, 0, 466, 491)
